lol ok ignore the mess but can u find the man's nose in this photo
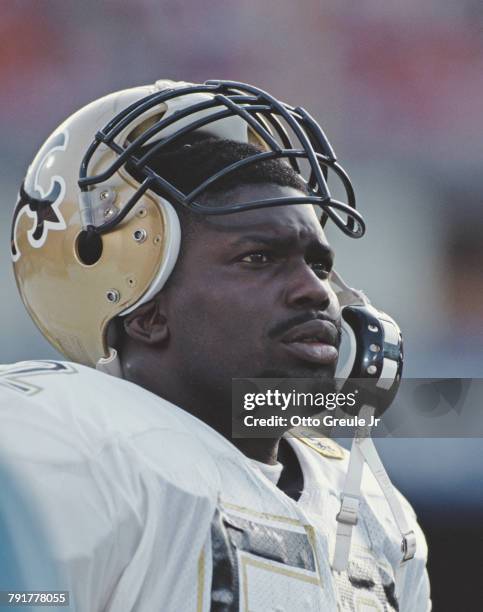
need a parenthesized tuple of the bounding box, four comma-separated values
(285, 264, 337, 313)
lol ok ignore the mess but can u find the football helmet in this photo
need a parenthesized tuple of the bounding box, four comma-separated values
(11, 79, 364, 367)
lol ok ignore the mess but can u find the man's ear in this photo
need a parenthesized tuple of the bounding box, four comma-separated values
(123, 298, 169, 346)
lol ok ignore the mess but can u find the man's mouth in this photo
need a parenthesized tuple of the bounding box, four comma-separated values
(280, 319, 339, 365)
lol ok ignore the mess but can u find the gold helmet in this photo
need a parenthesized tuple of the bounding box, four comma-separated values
(11, 79, 364, 370)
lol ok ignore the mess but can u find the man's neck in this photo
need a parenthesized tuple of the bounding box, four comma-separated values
(123, 359, 285, 465)
(230, 437, 281, 465)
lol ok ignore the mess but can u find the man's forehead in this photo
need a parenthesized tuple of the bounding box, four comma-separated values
(203, 203, 326, 240)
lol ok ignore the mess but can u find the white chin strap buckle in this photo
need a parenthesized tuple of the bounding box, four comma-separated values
(401, 530, 417, 562)
(336, 494, 359, 527)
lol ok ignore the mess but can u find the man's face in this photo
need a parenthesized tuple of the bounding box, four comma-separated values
(161, 183, 341, 396)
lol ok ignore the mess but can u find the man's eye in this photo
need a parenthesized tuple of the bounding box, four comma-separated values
(308, 261, 331, 277)
(240, 252, 271, 264)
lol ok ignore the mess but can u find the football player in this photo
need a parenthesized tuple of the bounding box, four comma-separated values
(1, 80, 430, 610)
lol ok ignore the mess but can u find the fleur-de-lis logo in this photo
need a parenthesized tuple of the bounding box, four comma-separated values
(11, 131, 68, 261)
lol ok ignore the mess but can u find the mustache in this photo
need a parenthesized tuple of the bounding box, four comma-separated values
(268, 312, 341, 345)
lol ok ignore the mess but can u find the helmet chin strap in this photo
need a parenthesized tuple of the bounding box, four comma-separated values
(331, 270, 416, 592)
(96, 347, 123, 378)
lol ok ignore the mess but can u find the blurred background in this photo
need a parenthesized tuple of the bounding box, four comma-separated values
(0, 1, 482, 609)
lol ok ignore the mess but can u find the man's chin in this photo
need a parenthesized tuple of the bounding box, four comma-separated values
(254, 367, 338, 399)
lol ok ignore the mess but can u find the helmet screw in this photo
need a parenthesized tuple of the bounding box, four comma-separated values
(106, 289, 120, 303)
(133, 229, 147, 243)
(98, 187, 117, 205)
(366, 365, 377, 375)
(104, 207, 115, 218)
(136, 207, 147, 218)
(370, 344, 380, 352)
(368, 324, 378, 333)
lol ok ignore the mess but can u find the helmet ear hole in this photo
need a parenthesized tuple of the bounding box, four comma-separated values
(76, 230, 103, 265)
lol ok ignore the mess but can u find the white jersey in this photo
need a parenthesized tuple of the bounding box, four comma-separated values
(0, 361, 430, 611)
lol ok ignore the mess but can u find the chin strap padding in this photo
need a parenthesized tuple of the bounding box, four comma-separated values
(96, 347, 123, 378)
